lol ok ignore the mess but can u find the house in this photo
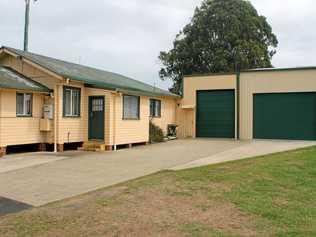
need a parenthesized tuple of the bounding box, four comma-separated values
(0, 46, 179, 156)
(0, 46, 315, 157)
(178, 67, 316, 141)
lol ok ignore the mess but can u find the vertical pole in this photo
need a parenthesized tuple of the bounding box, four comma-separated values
(236, 71, 240, 140)
(113, 93, 117, 151)
(54, 85, 58, 153)
(24, 0, 30, 51)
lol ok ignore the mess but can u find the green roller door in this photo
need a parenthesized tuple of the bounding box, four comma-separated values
(253, 92, 316, 140)
(196, 90, 235, 138)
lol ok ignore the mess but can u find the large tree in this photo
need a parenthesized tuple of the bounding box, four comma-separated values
(159, 0, 278, 94)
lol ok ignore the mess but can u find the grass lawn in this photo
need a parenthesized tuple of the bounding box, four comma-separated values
(1, 146, 316, 237)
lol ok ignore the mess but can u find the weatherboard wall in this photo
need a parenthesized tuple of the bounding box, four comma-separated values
(239, 69, 316, 140)
(0, 89, 45, 146)
(151, 97, 177, 135)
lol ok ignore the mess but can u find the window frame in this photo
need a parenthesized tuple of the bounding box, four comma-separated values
(150, 99, 162, 118)
(63, 86, 81, 118)
(122, 95, 140, 120)
(16, 92, 33, 117)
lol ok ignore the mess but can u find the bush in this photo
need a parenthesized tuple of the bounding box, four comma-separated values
(149, 121, 164, 143)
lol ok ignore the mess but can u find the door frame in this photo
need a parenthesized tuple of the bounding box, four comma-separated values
(88, 96, 105, 141)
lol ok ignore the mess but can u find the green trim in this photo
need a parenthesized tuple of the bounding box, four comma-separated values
(63, 86, 81, 118)
(122, 95, 140, 120)
(236, 72, 240, 139)
(116, 88, 180, 99)
(88, 96, 105, 140)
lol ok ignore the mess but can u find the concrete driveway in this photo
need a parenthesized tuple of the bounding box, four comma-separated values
(0, 139, 315, 209)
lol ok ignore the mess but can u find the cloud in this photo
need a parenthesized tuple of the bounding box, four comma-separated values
(0, 0, 315, 89)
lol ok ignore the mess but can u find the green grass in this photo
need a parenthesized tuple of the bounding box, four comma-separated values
(172, 146, 316, 236)
(1, 146, 316, 237)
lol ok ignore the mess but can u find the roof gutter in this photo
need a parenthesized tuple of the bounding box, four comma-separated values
(0, 87, 51, 94)
(115, 88, 180, 99)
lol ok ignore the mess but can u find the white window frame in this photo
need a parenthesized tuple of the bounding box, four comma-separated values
(150, 99, 161, 117)
(123, 95, 140, 120)
(16, 93, 32, 117)
(63, 86, 81, 117)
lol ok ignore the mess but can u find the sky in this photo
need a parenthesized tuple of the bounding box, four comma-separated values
(1, 0, 316, 90)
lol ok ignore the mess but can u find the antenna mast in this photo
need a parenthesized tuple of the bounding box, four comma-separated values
(24, 0, 37, 51)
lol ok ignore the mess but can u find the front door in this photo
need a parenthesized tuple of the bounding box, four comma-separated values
(89, 96, 105, 140)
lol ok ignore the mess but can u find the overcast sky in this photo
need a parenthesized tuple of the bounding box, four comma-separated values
(1, 0, 315, 89)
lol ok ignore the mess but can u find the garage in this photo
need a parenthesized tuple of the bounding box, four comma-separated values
(196, 90, 235, 138)
(253, 92, 316, 140)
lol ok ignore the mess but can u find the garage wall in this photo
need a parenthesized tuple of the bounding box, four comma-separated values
(239, 69, 316, 140)
(179, 74, 237, 138)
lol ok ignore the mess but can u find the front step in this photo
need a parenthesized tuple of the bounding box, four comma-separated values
(80, 141, 108, 152)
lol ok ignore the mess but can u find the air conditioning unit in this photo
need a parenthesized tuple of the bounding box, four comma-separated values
(43, 104, 53, 119)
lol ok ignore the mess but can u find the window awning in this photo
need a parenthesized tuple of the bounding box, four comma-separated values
(0, 66, 50, 93)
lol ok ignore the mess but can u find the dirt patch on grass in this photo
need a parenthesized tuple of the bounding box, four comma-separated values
(95, 187, 260, 237)
(0, 176, 264, 237)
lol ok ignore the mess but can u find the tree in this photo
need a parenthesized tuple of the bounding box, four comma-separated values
(159, 0, 278, 95)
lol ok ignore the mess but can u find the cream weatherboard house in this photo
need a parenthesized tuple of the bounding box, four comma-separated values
(0, 46, 316, 156)
(0, 46, 179, 156)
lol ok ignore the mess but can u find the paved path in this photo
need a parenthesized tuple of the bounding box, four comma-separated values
(171, 140, 316, 170)
(0, 153, 69, 173)
(0, 139, 315, 207)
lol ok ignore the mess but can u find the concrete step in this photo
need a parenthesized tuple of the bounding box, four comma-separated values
(80, 141, 107, 152)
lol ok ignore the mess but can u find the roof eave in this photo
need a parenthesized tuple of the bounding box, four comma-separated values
(0, 86, 51, 93)
(2, 47, 65, 81)
(242, 66, 316, 73)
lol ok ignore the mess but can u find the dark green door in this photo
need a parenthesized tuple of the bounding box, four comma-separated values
(89, 96, 105, 140)
(196, 90, 235, 138)
(253, 92, 316, 140)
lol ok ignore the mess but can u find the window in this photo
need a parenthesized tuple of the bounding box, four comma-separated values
(123, 95, 140, 120)
(63, 86, 81, 117)
(16, 93, 32, 117)
(92, 98, 104, 112)
(150, 99, 161, 117)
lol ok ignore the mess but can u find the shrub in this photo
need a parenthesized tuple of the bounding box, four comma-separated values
(149, 121, 164, 143)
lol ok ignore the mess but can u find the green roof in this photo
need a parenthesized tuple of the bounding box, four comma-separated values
(0, 66, 50, 92)
(2, 46, 178, 98)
